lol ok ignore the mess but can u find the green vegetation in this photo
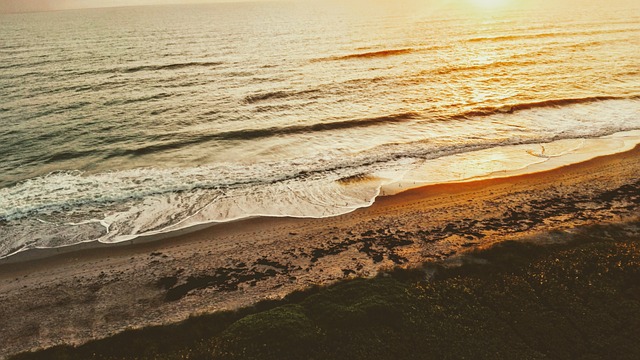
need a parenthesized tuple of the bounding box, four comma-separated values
(12, 223, 640, 360)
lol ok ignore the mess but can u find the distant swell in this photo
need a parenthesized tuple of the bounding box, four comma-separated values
(317, 48, 414, 61)
(244, 89, 321, 104)
(457, 96, 640, 119)
(429, 59, 538, 77)
(0, 59, 53, 70)
(467, 28, 639, 43)
(120, 112, 419, 156)
(122, 61, 223, 73)
(104, 92, 173, 106)
(218, 112, 419, 139)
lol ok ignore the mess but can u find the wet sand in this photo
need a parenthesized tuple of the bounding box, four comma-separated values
(1, 145, 639, 358)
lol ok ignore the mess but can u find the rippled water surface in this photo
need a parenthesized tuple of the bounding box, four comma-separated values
(1, 0, 639, 257)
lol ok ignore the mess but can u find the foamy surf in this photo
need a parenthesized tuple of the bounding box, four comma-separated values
(1, 129, 639, 262)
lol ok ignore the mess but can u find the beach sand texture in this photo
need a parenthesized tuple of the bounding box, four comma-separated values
(1, 145, 638, 358)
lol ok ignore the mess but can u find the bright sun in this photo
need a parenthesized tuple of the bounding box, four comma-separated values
(469, 0, 509, 9)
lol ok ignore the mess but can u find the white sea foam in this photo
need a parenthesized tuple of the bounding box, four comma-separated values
(1, 127, 639, 259)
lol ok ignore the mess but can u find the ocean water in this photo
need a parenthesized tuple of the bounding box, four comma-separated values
(1, 0, 639, 258)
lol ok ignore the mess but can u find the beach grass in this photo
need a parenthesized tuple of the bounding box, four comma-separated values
(10, 222, 640, 360)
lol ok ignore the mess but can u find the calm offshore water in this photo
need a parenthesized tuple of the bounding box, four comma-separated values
(1, 1, 639, 257)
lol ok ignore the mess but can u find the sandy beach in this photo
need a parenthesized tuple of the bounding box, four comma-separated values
(1, 144, 639, 358)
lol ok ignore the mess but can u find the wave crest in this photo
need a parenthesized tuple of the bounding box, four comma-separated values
(315, 48, 414, 62)
(244, 89, 321, 104)
(457, 96, 640, 119)
(122, 61, 223, 73)
(119, 112, 419, 156)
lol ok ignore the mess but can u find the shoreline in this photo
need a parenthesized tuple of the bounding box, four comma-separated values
(3, 130, 639, 266)
(1, 143, 639, 358)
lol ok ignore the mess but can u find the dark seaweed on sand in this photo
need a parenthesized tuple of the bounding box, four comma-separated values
(11, 222, 640, 360)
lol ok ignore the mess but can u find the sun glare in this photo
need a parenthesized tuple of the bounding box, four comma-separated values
(468, 0, 509, 9)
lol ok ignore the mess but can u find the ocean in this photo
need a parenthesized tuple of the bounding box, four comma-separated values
(1, 0, 639, 259)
